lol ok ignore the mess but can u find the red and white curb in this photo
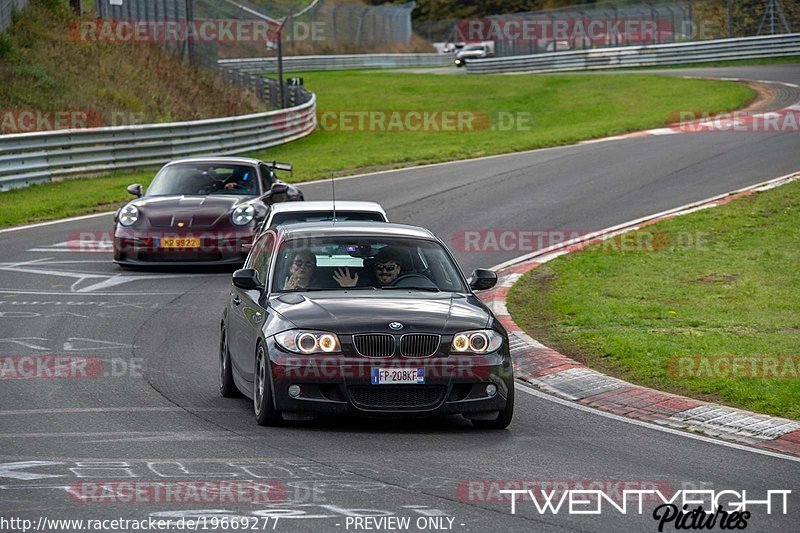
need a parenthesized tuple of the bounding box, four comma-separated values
(478, 171, 800, 457)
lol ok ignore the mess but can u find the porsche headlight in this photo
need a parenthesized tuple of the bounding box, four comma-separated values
(232, 204, 256, 226)
(451, 330, 503, 354)
(275, 330, 341, 355)
(118, 204, 139, 227)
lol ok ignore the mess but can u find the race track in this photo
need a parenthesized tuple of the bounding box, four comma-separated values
(1, 65, 798, 532)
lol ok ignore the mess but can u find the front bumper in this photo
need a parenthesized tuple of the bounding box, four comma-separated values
(113, 228, 253, 266)
(266, 338, 513, 418)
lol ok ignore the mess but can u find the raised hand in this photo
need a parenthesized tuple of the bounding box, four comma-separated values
(333, 267, 358, 288)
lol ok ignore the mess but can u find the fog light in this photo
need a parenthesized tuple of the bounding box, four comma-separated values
(486, 384, 497, 397)
(288, 385, 301, 398)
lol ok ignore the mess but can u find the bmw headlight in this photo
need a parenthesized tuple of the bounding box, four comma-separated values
(451, 330, 503, 354)
(232, 204, 256, 226)
(118, 204, 139, 227)
(275, 330, 341, 355)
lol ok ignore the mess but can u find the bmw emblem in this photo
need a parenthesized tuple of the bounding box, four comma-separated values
(389, 322, 404, 331)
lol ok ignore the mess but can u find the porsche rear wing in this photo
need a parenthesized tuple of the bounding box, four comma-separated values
(264, 161, 293, 173)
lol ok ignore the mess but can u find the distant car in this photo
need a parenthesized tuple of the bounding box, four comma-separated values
(454, 44, 492, 67)
(262, 201, 388, 230)
(219, 222, 515, 429)
(545, 40, 571, 52)
(113, 157, 303, 266)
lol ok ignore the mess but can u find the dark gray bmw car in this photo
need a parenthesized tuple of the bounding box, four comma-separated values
(219, 222, 514, 428)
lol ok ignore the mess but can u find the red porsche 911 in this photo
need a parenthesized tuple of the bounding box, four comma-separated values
(113, 157, 303, 266)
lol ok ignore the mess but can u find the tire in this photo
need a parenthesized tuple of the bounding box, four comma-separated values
(254, 343, 283, 426)
(471, 383, 514, 430)
(219, 327, 241, 398)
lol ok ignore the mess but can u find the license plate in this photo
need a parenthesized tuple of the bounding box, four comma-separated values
(371, 368, 424, 385)
(159, 237, 200, 249)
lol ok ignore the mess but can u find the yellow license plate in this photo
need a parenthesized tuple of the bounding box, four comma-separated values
(160, 237, 200, 249)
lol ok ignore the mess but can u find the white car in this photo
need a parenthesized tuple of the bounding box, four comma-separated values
(454, 44, 493, 67)
(262, 201, 388, 230)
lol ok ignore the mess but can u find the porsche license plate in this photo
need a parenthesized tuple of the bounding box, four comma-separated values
(160, 237, 200, 249)
(371, 368, 425, 385)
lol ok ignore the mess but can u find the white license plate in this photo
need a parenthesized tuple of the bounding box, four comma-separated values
(371, 368, 425, 385)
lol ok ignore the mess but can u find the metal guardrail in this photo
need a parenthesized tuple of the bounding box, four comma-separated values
(219, 53, 453, 74)
(0, 90, 317, 191)
(465, 33, 800, 74)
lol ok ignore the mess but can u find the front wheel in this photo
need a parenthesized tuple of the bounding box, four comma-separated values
(471, 383, 514, 429)
(254, 343, 283, 426)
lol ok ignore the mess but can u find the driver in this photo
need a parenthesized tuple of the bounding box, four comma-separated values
(333, 247, 404, 288)
(372, 247, 404, 286)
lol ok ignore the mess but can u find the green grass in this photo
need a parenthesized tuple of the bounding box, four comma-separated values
(0, 172, 154, 227)
(0, 71, 754, 227)
(507, 180, 800, 420)
(257, 71, 755, 181)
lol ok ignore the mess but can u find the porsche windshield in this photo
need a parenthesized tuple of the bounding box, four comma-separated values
(146, 163, 260, 196)
(272, 237, 467, 293)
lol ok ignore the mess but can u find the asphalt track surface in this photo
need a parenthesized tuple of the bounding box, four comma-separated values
(1, 65, 798, 532)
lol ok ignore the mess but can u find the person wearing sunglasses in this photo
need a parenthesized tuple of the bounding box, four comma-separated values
(283, 250, 317, 290)
(333, 247, 404, 288)
(372, 248, 403, 286)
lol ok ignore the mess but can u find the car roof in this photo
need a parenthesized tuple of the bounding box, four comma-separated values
(164, 156, 263, 167)
(269, 201, 386, 215)
(275, 222, 436, 240)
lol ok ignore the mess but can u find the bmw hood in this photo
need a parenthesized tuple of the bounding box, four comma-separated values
(129, 195, 253, 229)
(268, 292, 492, 335)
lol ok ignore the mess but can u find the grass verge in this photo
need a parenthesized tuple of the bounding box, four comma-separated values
(0, 71, 754, 227)
(507, 180, 800, 420)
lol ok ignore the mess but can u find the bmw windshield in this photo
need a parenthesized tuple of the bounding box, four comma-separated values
(146, 163, 260, 196)
(273, 237, 467, 293)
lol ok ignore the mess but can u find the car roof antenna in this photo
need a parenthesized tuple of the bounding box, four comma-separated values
(331, 172, 336, 226)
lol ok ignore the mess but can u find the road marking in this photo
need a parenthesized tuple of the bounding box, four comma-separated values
(514, 382, 800, 463)
(0, 258, 208, 293)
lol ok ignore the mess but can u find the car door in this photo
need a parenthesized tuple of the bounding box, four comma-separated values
(229, 234, 267, 382)
(236, 232, 275, 384)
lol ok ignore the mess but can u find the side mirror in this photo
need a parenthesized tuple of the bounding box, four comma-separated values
(232, 268, 263, 291)
(270, 182, 289, 195)
(127, 184, 143, 197)
(468, 269, 497, 291)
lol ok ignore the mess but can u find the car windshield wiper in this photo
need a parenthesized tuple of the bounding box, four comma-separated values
(381, 286, 441, 292)
(282, 287, 378, 292)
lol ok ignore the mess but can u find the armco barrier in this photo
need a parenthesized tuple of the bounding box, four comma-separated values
(219, 53, 453, 74)
(465, 33, 800, 74)
(0, 92, 316, 191)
